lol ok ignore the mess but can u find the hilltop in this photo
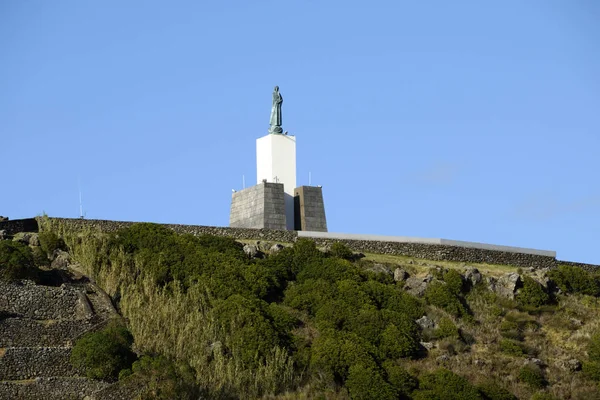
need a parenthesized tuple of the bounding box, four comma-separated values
(0, 216, 600, 399)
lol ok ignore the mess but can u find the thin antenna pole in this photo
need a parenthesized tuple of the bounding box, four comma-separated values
(243, 175, 246, 189)
(309, 171, 312, 186)
(78, 177, 83, 219)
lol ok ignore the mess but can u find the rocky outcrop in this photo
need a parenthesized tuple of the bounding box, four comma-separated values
(487, 273, 522, 299)
(404, 275, 433, 297)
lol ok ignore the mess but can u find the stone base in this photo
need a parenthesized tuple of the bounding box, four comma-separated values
(294, 186, 327, 232)
(229, 182, 286, 230)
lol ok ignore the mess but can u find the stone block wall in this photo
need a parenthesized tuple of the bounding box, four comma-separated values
(229, 182, 286, 230)
(0, 318, 93, 347)
(0, 378, 111, 400)
(0, 218, 38, 235)
(0, 280, 88, 320)
(0, 347, 77, 380)
(294, 186, 327, 232)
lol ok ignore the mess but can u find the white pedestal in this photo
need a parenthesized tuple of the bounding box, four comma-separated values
(256, 133, 296, 230)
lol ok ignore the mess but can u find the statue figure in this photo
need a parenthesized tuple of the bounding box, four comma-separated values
(269, 86, 283, 134)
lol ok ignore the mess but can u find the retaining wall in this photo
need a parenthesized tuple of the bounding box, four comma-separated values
(0, 347, 77, 380)
(4, 216, 598, 270)
(0, 280, 88, 320)
(0, 318, 93, 347)
(0, 218, 38, 235)
(0, 377, 109, 400)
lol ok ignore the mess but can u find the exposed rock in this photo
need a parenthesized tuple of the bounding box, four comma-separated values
(28, 233, 40, 247)
(554, 358, 581, 372)
(366, 263, 393, 276)
(416, 316, 436, 330)
(0, 216, 8, 221)
(464, 267, 482, 286)
(254, 241, 272, 253)
(269, 243, 285, 254)
(404, 275, 433, 297)
(394, 268, 408, 282)
(243, 244, 260, 258)
(13, 232, 33, 245)
(436, 354, 450, 363)
(0, 230, 7, 240)
(488, 272, 522, 299)
(530, 268, 552, 289)
(51, 250, 70, 270)
(524, 358, 544, 367)
(420, 341, 435, 350)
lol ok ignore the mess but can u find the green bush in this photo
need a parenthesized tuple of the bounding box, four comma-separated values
(499, 319, 523, 341)
(130, 355, 200, 400)
(0, 241, 38, 281)
(382, 361, 417, 398)
(412, 368, 482, 400)
(38, 230, 65, 256)
(517, 277, 550, 308)
(435, 317, 460, 339)
(548, 265, 600, 297)
(583, 333, 600, 382)
(529, 392, 558, 400)
(345, 364, 396, 400)
(499, 339, 531, 357)
(517, 365, 547, 389)
(444, 269, 466, 295)
(329, 242, 354, 260)
(70, 321, 137, 381)
(425, 281, 470, 318)
(476, 380, 517, 400)
(379, 322, 420, 359)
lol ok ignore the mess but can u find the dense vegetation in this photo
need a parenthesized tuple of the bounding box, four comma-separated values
(26, 219, 600, 399)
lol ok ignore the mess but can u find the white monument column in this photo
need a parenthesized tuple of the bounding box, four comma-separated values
(257, 133, 296, 230)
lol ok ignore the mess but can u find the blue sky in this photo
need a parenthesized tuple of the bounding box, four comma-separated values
(2, 1, 599, 263)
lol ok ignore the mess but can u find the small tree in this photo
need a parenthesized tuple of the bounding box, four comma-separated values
(0, 241, 38, 281)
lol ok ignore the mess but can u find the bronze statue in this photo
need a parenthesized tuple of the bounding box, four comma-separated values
(269, 86, 283, 134)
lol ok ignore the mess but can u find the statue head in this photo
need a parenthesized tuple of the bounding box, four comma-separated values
(274, 86, 279, 92)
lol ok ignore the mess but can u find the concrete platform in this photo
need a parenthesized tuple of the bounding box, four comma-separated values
(297, 231, 556, 258)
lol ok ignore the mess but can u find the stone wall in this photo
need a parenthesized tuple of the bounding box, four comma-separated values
(229, 182, 287, 230)
(0, 377, 110, 400)
(0, 347, 77, 380)
(48, 216, 298, 242)
(0, 318, 93, 347)
(7, 216, 597, 270)
(305, 237, 558, 269)
(294, 186, 328, 232)
(0, 280, 89, 320)
(0, 217, 38, 235)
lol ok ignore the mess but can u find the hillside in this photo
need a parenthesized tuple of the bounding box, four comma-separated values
(1, 217, 600, 399)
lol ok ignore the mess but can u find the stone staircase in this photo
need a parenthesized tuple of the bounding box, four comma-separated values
(0, 280, 117, 399)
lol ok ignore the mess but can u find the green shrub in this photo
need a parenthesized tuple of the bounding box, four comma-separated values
(476, 380, 517, 400)
(38, 230, 65, 256)
(425, 281, 470, 318)
(444, 269, 466, 295)
(548, 265, 600, 297)
(529, 392, 558, 400)
(130, 355, 200, 399)
(0, 241, 38, 281)
(583, 333, 600, 382)
(517, 365, 547, 389)
(499, 320, 523, 341)
(379, 322, 420, 359)
(329, 242, 354, 260)
(517, 277, 550, 308)
(435, 317, 460, 339)
(499, 339, 530, 357)
(382, 361, 417, 398)
(31, 246, 49, 267)
(345, 364, 396, 400)
(310, 330, 376, 382)
(213, 295, 283, 367)
(70, 321, 137, 381)
(412, 368, 482, 400)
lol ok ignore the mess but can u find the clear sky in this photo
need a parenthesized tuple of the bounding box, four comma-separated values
(2, 1, 599, 263)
